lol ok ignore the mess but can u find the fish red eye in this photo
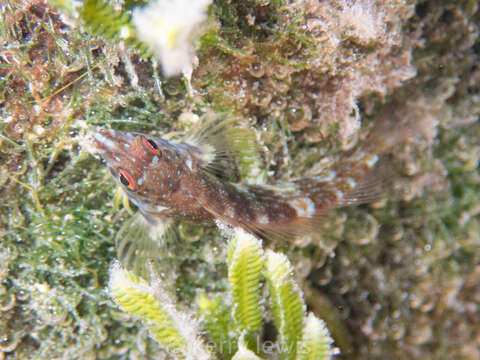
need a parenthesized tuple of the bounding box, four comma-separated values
(143, 137, 159, 154)
(119, 169, 135, 190)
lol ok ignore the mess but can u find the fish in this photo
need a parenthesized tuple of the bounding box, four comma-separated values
(82, 112, 407, 275)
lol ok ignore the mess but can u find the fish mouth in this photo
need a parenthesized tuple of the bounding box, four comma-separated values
(78, 131, 101, 158)
(80, 129, 117, 155)
(80, 128, 137, 157)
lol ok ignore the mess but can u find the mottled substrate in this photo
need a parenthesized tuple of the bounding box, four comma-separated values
(0, 0, 479, 359)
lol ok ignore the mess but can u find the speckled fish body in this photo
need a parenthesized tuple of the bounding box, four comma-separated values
(85, 126, 386, 239)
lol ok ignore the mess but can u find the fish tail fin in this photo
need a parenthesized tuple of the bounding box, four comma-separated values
(364, 99, 434, 156)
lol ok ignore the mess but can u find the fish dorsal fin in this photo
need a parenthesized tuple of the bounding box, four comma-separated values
(181, 114, 258, 181)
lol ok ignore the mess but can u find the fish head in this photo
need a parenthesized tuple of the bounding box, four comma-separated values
(83, 129, 181, 209)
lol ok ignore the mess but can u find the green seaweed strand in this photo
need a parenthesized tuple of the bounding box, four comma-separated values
(80, 0, 150, 57)
(264, 251, 305, 360)
(109, 265, 189, 359)
(227, 230, 264, 333)
(298, 313, 337, 360)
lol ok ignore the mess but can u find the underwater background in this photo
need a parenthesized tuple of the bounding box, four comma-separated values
(1, 0, 479, 359)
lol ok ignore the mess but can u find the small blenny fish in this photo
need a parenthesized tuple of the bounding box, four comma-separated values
(83, 117, 398, 241)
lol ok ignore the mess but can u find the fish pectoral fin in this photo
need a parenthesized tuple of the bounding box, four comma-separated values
(115, 213, 176, 281)
(182, 113, 259, 181)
